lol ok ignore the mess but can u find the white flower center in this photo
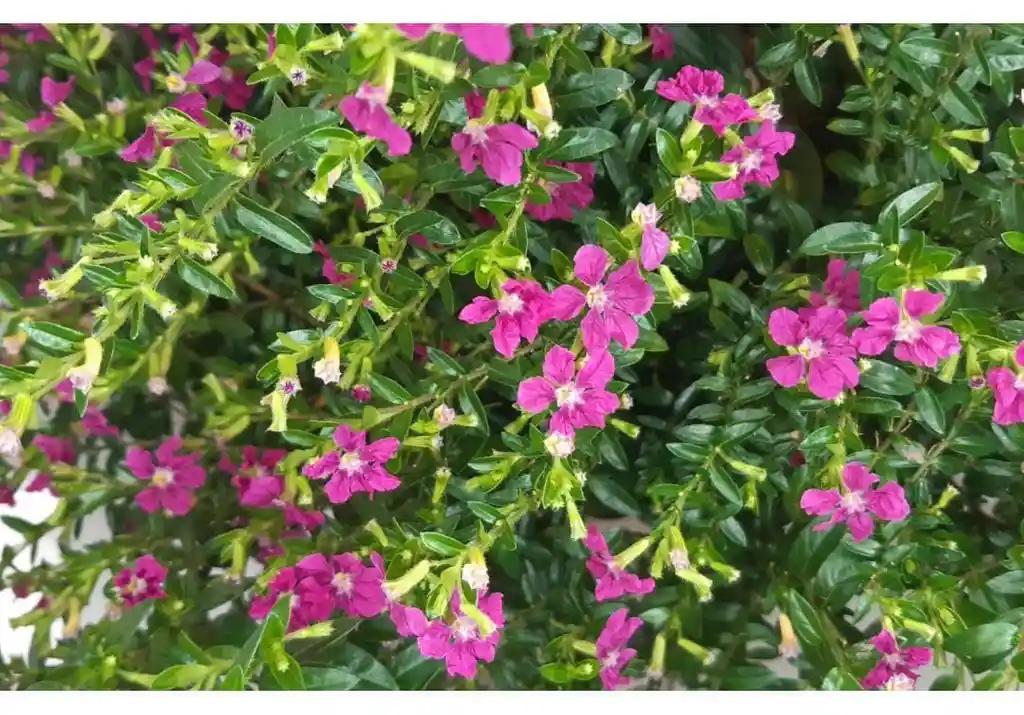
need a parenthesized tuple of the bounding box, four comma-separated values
(798, 338, 825, 360)
(894, 318, 922, 343)
(840, 490, 866, 513)
(884, 674, 914, 691)
(1015, 374, 1024, 391)
(340, 452, 363, 472)
(669, 548, 690, 571)
(333, 571, 353, 595)
(463, 122, 490, 145)
(601, 650, 620, 669)
(740, 150, 763, 172)
(555, 383, 582, 408)
(126, 576, 147, 595)
(152, 467, 175, 488)
(497, 292, 524, 315)
(586, 284, 608, 310)
(453, 616, 478, 641)
(544, 432, 575, 457)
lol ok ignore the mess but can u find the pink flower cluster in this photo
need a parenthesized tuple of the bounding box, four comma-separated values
(126, 437, 206, 516)
(221, 446, 324, 532)
(862, 630, 932, 690)
(113, 554, 168, 607)
(524, 162, 595, 222)
(800, 462, 909, 542)
(302, 426, 401, 504)
(656, 66, 756, 136)
(583, 525, 655, 601)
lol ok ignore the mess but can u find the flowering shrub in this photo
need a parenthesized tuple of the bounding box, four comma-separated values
(2, 22, 1024, 692)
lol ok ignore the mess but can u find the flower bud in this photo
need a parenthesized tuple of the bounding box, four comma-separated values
(934, 265, 986, 283)
(674, 176, 702, 203)
(947, 128, 990, 143)
(313, 337, 341, 385)
(658, 265, 692, 308)
(614, 536, 653, 570)
(677, 637, 715, 665)
(67, 337, 103, 394)
(544, 430, 575, 457)
(778, 613, 799, 658)
(837, 24, 859, 63)
(564, 497, 587, 540)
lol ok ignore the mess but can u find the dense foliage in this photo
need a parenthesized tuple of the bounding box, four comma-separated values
(2, 22, 1024, 692)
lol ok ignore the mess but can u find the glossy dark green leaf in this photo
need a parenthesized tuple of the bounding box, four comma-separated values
(821, 668, 863, 690)
(368, 373, 413, 405)
(879, 182, 942, 227)
(859, 360, 915, 396)
(798, 222, 881, 256)
(587, 475, 641, 517)
(794, 58, 822, 106)
(945, 623, 1019, 670)
(395, 211, 460, 246)
(939, 84, 986, 126)
(23, 322, 87, 354)
(914, 387, 945, 436)
(177, 256, 235, 299)
(235, 196, 313, 254)
(554, 68, 633, 110)
(255, 107, 339, 163)
(420, 532, 466, 557)
(986, 571, 1024, 595)
(544, 127, 619, 161)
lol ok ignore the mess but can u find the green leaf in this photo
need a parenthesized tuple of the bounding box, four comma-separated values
(553, 68, 633, 110)
(472, 62, 526, 88)
(177, 256, 236, 299)
(788, 522, 844, 579)
(367, 373, 413, 405)
(400, 52, 457, 83)
(827, 119, 868, 136)
(900, 36, 954, 66)
(307, 283, 359, 304)
(219, 666, 245, 691)
(742, 234, 774, 276)
(794, 58, 822, 106)
(301, 667, 360, 691)
(467, 501, 502, 524)
(599, 24, 642, 45)
(426, 347, 465, 376)
(544, 127, 619, 162)
(707, 462, 743, 506)
(939, 84, 986, 126)
(235, 195, 313, 254)
(784, 590, 828, 653)
(859, 360, 915, 396)
(419, 532, 466, 557)
(798, 222, 881, 256)
(587, 475, 641, 517)
(539, 663, 575, 684)
(945, 623, 1020, 670)
(152, 663, 210, 691)
(331, 644, 399, 690)
(914, 387, 946, 436)
(655, 128, 683, 173)
(758, 40, 800, 70)
(458, 384, 489, 434)
(708, 279, 751, 315)
(1002, 231, 1024, 254)
(821, 667, 863, 690)
(1002, 184, 1024, 233)
(255, 107, 339, 163)
(986, 571, 1024, 595)
(268, 653, 305, 690)
(879, 182, 942, 227)
(395, 211, 460, 246)
(23, 322, 87, 355)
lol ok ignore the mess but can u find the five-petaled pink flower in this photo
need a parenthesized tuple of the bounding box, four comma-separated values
(340, 83, 412, 157)
(851, 290, 961, 369)
(714, 122, 796, 201)
(113, 554, 168, 607)
(397, 24, 512, 65)
(459, 278, 550, 358)
(518, 347, 620, 435)
(416, 590, 505, 679)
(41, 76, 75, 107)
(452, 120, 538, 186)
(988, 341, 1024, 426)
(656, 65, 756, 135)
(81, 405, 120, 437)
(809, 258, 861, 315)
(632, 202, 670, 271)
(248, 567, 314, 632)
(583, 524, 655, 601)
(126, 437, 206, 516)
(120, 125, 158, 164)
(597, 608, 643, 690)
(861, 630, 932, 690)
(766, 306, 859, 400)
(294, 552, 388, 619)
(26, 112, 56, 133)
(525, 162, 595, 222)
(548, 245, 655, 353)
(170, 92, 208, 126)
(648, 25, 674, 60)
(800, 462, 909, 542)
(303, 425, 401, 504)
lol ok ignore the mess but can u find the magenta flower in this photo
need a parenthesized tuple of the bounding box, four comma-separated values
(632, 202, 670, 271)
(249, 568, 318, 632)
(81, 405, 120, 437)
(32, 435, 75, 465)
(312, 241, 356, 287)
(126, 437, 206, 516)
(0, 53, 9, 84)
(340, 83, 412, 157)
(351, 385, 372, 403)
(41, 76, 75, 107)
(765, 306, 859, 400)
(0, 485, 14, 507)
(800, 462, 909, 542)
(14, 24, 51, 44)
(182, 59, 221, 86)
(525, 162, 595, 222)
(648, 25, 674, 60)
(26, 112, 55, 133)
(583, 525, 656, 602)
(656, 65, 756, 135)
(303, 425, 401, 504)
(597, 608, 643, 690)
(714, 122, 796, 201)
(294, 552, 388, 619)
(390, 602, 429, 637)
(120, 125, 158, 164)
(697, 94, 758, 136)
(861, 630, 932, 690)
(452, 121, 538, 186)
(25, 473, 56, 496)
(113, 555, 167, 608)
(417, 590, 505, 680)
(459, 278, 550, 358)
(518, 347, 620, 435)
(988, 342, 1024, 425)
(809, 258, 860, 315)
(851, 290, 961, 369)
(203, 52, 253, 110)
(170, 25, 199, 55)
(20, 153, 42, 178)
(170, 92, 208, 126)
(397, 24, 512, 65)
(134, 56, 156, 92)
(548, 245, 655, 353)
(139, 214, 163, 232)
(464, 90, 486, 120)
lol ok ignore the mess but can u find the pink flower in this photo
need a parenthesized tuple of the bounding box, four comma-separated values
(809, 258, 860, 315)
(170, 92, 208, 126)
(20, 153, 43, 178)
(416, 590, 505, 679)
(800, 462, 909, 542)
(464, 91, 487, 120)
(851, 290, 961, 369)
(203, 55, 253, 110)
(632, 202, 670, 271)
(139, 214, 163, 232)
(657, 66, 724, 105)
(312, 241, 356, 287)
(351, 385, 372, 403)
(472, 208, 497, 228)
(765, 306, 859, 400)
(303, 425, 400, 504)
(525, 162, 595, 222)
(169, 25, 200, 55)
(397, 24, 512, 65)
(26, 112, 56, 133)
(989, 342, 1024, 425)
(113, 554, 167, 607)
(648, 25, 674, 60)
(41, 76, 75, 107)
(0, 52, 9, 84)
(340, 83, 412, 157)
(0, 140, 10, 161)
(267, 32, 277, 59)
(583, 525, 655, 602)
(0, 485, 14, 507)
(32, 435, 74, 465)
(452, 120, 538, 186)
(459, 279, 550, 358)
(861, 630, 932, 690)
(120, 126, 158, 164)
(14, 24, 52, 44)
(134, 56, 156, 92)
(390, 602, 429, 637)
(81, 405, 120, 437)
(126, 437, 206, 516)
(518, 347, 620, 435)
(294, 552, 388, 619)
(182, 59, 221, 86)
(25, 473, 56, 496)
(249, 568, 318, 632)
(597, 608, 643, 690)
(714, 122, 795, 201)
(548, 245, 655, 353)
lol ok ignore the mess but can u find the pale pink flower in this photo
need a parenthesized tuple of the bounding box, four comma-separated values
(632, 202, 670, 271)
(851, 290, 961, 369)
(459, 279, 550, 358)
(597, 608, 643, 690)
(800, 462, 910, 542)
(766, 306, 859, 400)
(518, 347, 620, 435)
(584, 524, 656, 602)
